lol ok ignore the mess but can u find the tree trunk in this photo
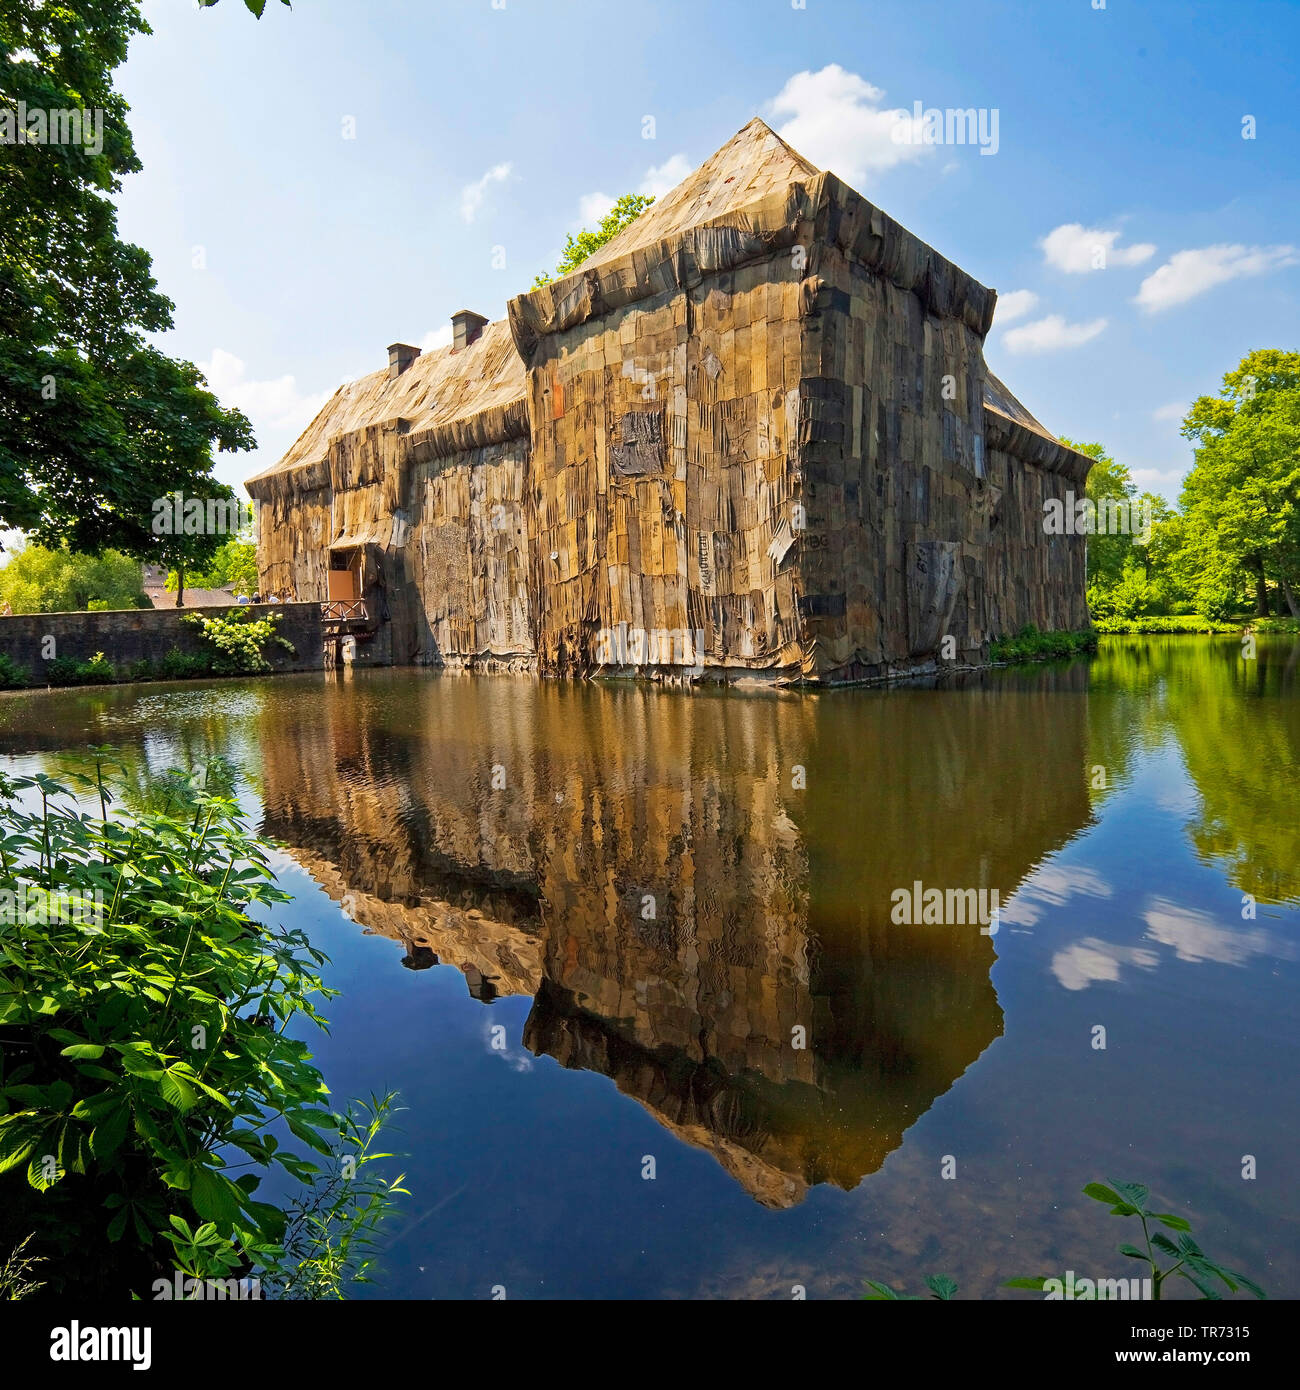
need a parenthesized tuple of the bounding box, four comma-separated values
(1250, 556, 1269, 617)
(1282, 575, 1300, 620)
(175, 563, 185, 608)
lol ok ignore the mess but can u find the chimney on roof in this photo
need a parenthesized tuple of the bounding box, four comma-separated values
(451, 309, 488, 352)
(387, 342, 421, 379)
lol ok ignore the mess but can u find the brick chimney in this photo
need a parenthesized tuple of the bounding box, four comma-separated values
(451, 309, 488, 352)
(387, 342, 421, 379)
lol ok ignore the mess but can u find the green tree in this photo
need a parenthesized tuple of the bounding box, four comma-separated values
(197, 0, 290, 13)
(1179, 350, 1300, 618)
(0, 1, 254, 557)
(166, 535, 258, 597)
(0, 544, 148, 613)
(533, 193, 655, 288)
(1061, 439, 1136, 591)
(148, 483, 243, 607)
(1140, 498, 1196, 614)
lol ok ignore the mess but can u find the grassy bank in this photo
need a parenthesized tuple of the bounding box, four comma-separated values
(989, 626, 1099, 663)
(1092, 615, 1240, 635)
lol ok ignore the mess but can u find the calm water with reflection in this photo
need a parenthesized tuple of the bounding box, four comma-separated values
(1, 636, 1296, 1298)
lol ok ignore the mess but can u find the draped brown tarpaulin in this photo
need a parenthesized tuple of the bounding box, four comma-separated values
(248, 117, 1094, 683)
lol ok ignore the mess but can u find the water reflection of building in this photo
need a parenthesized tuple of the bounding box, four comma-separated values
(259, 669, 1092, 1206)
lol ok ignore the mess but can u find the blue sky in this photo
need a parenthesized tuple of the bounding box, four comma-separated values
(117, 0, 1299, 502)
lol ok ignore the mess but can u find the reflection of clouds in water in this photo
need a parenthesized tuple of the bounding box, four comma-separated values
(1002, 862, 1113, 928)
(1052, 938, 1159, 991)
(1143, 897, 1293, 966)
(1152, 785, 1200, 817)
(483, 1018, 534, 1073)
(264, 845, 310, 878)
(1050, 896, 1294, 990)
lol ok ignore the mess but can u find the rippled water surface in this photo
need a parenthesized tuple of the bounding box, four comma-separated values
(2, 636, 1296, 1298)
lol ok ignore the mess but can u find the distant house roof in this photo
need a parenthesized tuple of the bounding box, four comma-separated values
(144, 586, 237, 608)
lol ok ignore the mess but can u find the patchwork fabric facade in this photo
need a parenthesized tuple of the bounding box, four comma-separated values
(248, 119, 1092, 682)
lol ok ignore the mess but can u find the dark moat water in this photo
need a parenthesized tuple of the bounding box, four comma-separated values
(1, 635, 1296, 1298)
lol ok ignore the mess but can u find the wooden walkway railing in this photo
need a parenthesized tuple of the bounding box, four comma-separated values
(321, 600, 368, 623)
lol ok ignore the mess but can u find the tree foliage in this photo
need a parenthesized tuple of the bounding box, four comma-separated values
(0, 1, 253, 556)
(0, 543, 148, 613)
(1179, 349, 1300, 618)
(533, 193, 655, 288)
(1065, 350, 1300, 623)
(197, 0, 291, 15)
(1066, 439, 1134, 591)
(166, 536, 258, 597)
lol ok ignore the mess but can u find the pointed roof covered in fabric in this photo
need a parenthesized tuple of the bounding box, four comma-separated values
(248, 115, 1087, 493)
(577, 117, 820, 273)
(506, 114, 1001, 359)
(246, 317, 527, 497)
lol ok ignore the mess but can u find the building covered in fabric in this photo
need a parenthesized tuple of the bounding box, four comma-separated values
(247, 118, 1093, 682)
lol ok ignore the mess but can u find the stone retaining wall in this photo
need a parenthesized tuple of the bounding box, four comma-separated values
(0, 602, 323, 683)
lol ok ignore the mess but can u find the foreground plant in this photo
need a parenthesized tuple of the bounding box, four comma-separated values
(863, 1180, 1265, 1301)
(1006, 1181, 1265, 1302)
(863, 1274, 957, 1300)
(0, 1233, 45, 1300)
(0, 759, 403, 1297)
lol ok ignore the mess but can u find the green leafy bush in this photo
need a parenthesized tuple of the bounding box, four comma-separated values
(0, 654, 28, 689)
(989, 625, 1098, 663)
(45, 651, 116, 686)
(0, 761, 405, 1297)
(0, 545, 149, 614)
(183, 608, 295, 674)
(157, 647, 214, 681)
(1093, 615, 1239, 634)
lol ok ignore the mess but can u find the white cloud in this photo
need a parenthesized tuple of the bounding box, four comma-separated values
(1151, 401, 1188, 423)
(1040, 223, 1156, 274)
(420, 324, 453, 353)
(640, 153, 692, 198)
(767, 64, 933, 185)
(1048, 896, 1294, 990)
(1001, 863, 1112, 929)
(460, 161, 512, 223)
(1002, 314, 1108, 354)
(482, 1017, 533, 1072)
(1051, 938, 1159, 992)
(1130, 466, 1185, 501)
(577, 191, 614, 226)
(994, 289, 1039, 324)
(1142, 899, 1290, 966)
(573, 153, 692, 232)
(199, 348, 330, 434)
(1135, 243, 1298, 312)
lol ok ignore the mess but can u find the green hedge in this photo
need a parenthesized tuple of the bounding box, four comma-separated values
(989, 626, 1099, 663)
(1093, 615, 1240, 634)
